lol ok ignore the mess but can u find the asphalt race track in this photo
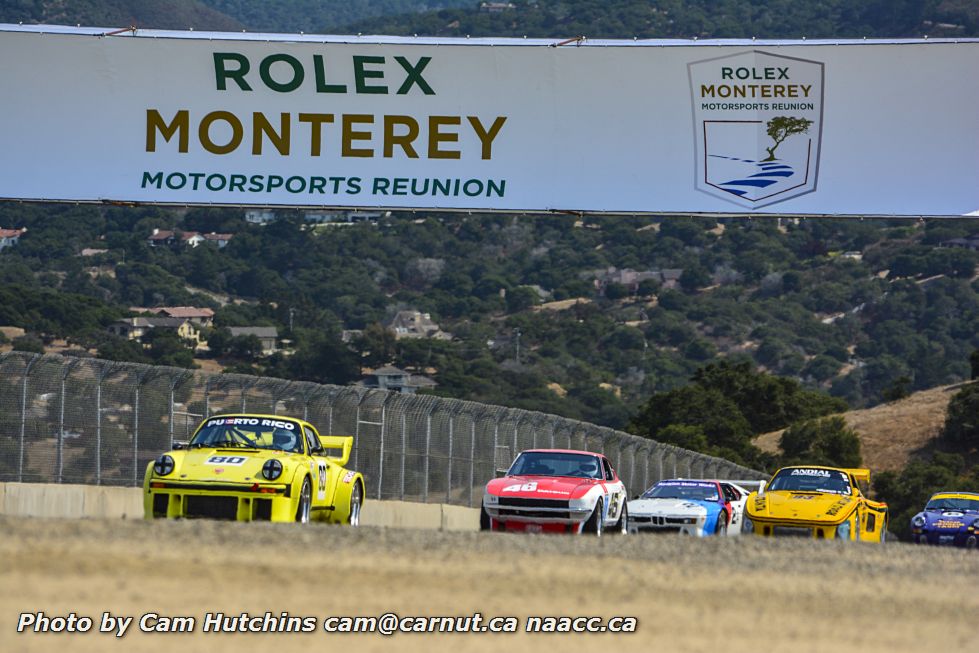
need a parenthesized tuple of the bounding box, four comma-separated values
(1, 515, 976, 653)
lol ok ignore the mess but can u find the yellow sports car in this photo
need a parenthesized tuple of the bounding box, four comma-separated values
(745, 465, 887, 541)
(144, 414, 364, 524)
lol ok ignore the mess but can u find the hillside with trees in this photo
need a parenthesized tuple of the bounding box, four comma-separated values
(346, 0, 979, 39)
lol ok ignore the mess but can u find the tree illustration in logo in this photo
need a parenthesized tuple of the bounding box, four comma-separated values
(763, 116, 813, 161)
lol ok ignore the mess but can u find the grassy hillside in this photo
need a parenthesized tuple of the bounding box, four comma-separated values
(755, 383, 964, 472)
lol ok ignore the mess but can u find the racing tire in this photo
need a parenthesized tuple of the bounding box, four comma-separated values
(479, 504, 491, 531)
(715, 512, 728, 537)
(348, 481, 362, 527)
(966, 535, 977, 550)
(295, 477, 311, 524)
(583, 498, 604, 537)
(612, 502, 628, 535)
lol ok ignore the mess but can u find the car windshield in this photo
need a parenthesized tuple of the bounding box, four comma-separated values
(508, 452, 603, 479)
(190, 416, 304, 453)
(768, 468, 852, 495)
(641, 481, 718, 501)
(926, 496, 979, 512)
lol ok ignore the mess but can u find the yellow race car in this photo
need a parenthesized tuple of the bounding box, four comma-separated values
(745, 465, 887, 542)
(144, 414, 364, 524)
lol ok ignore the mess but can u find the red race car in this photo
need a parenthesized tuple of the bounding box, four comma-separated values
(480, 449, 628, 535)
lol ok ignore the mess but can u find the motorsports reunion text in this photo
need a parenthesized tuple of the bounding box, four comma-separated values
(17, 611, 639, 636)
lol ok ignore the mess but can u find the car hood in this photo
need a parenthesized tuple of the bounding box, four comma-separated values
(485, 475, 600, 500)
(627, 498, 711, 517)
(166, 447, 301, 483)
(748, 490, 856, 524)
(921, 509, 978, 530)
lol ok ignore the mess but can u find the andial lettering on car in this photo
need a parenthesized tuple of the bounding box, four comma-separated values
(205, 455, 247, 465)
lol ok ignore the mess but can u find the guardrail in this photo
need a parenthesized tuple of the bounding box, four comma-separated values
(0, 351, 766, 505)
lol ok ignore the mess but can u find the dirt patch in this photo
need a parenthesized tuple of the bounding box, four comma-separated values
(754, 383, 962, 471)
(1, 516, 977, 653)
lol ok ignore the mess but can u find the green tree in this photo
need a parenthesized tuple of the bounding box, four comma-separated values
(11, 334, 44, 354)
(763, 116, 813, 161)
(779, 416, 862, 468)
(357, 323, 398, 367)
(943, 382, 979, 447)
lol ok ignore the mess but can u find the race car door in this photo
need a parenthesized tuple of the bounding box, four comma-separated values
(303, 425, 341, 516)
(721, 483, 747, 534)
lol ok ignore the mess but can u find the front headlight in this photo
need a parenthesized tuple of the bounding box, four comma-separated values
(153, 454, 174, 476)
(912, 515, 926, 528)
(262, 459, 283, 481)
(971, 518, 979, 531)
(569, 498, 591, 511)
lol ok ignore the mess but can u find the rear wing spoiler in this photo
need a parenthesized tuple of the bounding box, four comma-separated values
(716, 479, 768, 495)
(845, 468, 871, 484)
(318, 435, 353, 467)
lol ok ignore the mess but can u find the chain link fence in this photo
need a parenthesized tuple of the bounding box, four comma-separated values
(0, 351, 767, 505)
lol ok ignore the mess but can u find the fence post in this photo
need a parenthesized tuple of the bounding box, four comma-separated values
(446, 410, 454, 504)
(18, 354, 41, 482)
(400, 410, 407, 501)
(422, 409, 432, 503)
(57, 360, 72, 483)
(468, 411, 477, 508)
(642, 445, 650, 493)
(167, 372, 191, 450)
(132, 367, 152, 486)
(203, 375, 214, 417)
(375, 393, 392, 501)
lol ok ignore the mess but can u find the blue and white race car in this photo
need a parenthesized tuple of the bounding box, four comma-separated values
(910, 491, 979, 548)
(626, 479, 759, 536)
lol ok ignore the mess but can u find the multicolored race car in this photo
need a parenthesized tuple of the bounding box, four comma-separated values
(744, 465, 888, 541)
(910, 492, 979, 548)
(144, 413, 364, 524)
(626, 479, 761, 536)
(480, 449, 628, 535)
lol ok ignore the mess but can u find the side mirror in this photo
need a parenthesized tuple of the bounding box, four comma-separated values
(172, 440, 189, 450)
(318, 435, 353, 467)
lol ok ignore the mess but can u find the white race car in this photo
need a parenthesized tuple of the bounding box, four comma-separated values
(627, 479, 762, 536)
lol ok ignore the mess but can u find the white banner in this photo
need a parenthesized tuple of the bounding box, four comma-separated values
(0, 25, 976, 216)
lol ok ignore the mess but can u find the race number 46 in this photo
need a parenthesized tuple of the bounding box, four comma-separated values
(503, 482, 537, 492)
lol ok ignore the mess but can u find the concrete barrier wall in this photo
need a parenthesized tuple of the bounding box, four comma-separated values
(0, 482, 479, 531)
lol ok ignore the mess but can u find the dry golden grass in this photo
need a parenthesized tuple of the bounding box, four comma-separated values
(1, 516, 977, 653)
(754, 383, 966, 471)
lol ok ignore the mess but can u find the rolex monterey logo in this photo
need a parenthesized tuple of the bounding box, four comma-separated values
(688, 51, 824, 209)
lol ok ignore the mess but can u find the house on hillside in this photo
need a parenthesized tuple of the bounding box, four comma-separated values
(590, 266, 683, 294)
(108, 317, 202, 347)
(940, 235, 979, 251)
(386, 311, 452, 340)
(133, 306, 215, 328)
(0, 227, 27, 250)
(228, 326, 278, 355)
(245, 210, 277, 225)
(479, 2, 515, 12)
(147, 229, 233, 249)
(203, 232, 234, 248)
(357, 366, 437, 394)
